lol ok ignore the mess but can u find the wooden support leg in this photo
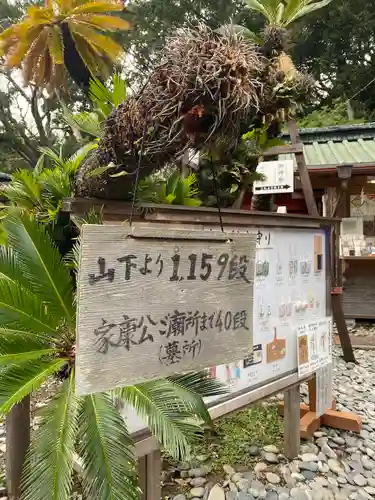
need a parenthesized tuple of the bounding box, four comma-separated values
(284, 385, 301, 459)
(278, 375, 362, 439)
(6, 397, 30, 500)
(332, 294, 355, 363)
(138, 456, 147, 500)
(146, 450, 161, 500)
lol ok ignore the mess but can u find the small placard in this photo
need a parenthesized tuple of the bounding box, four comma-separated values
(316, 363, 333, 417)
(297, 317, 332, 377)
(76, 224, 256, 395)
(253, 160, 294, 195)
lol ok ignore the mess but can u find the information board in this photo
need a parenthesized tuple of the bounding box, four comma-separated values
(122, 226, 329, 434)
(76, 225, 256, 395)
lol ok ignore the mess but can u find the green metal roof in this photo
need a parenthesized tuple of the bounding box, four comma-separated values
(279, 123, 375, 171)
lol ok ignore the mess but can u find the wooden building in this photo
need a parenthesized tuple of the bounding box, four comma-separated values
(276, 122, 375, 320)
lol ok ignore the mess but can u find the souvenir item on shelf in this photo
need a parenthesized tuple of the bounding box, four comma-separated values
(266, 327, 286, 363)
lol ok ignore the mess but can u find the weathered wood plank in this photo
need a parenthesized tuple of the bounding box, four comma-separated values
(283, 385, 301, 459)
(76, 224, 256, 395)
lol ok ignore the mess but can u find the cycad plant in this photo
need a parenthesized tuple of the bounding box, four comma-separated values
(137, 170, 202, 207)
(64, 74, 127, 139)
(0, 211, 224, 499)
(0, 0, 130, 93)
(244, 0, 332, 73)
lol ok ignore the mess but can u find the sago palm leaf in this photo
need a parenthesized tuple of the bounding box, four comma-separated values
(78, 392, 138, 500)
(283, 0, 332, 25)
(118, 381, 204, 460)
(70, 2, 124, 15)
(0, 246, 35, 290)
(3, 212, 75, 329)
(0, 357, 67, 415)
(0, 279, 61, 338)
(0, 327, 50, 348)
(65, 142, 98, 173)
(72, 14, 131, 31)
(0, 328, 50, 354)
(22, 371, 80, 500)
(167, 371, 227, 422)
(63, 110, 103, 137)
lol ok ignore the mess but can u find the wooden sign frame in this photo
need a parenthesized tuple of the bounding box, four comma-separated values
(65, 200, 361, 500)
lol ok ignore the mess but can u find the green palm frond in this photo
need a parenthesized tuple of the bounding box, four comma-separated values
(65, 142, 98, 173)
(0, 327, 50, 354)
(38, 146, 65, 169)
(89, 77, 113, 117)
(3, 212, 75, 329)
(0, 246, 34, 289)
(2, 170, 44, 210)
(0, 327, 50, 347)
(167, 371, 227, 422)
(0, 348, 58, 365)
(78, 392, 138, 500)
(283, 0, 332, 25)
(118, 381, 204, 460)
(112, 73, 127, 107)
(0, 357, 67, 415)
(22, 372, 80, 500)
(63, 110, 103, 138)
(0, 279, 61, 337)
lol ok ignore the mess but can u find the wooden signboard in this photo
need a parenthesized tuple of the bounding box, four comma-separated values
(76, 224, 256, 395)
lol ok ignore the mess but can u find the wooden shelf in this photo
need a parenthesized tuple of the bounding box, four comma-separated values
(341, 256, 375, 260)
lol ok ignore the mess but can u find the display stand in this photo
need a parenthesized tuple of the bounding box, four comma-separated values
(268, 119, 360, 438)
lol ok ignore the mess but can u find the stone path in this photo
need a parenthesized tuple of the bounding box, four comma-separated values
(167, 347, 375, 500)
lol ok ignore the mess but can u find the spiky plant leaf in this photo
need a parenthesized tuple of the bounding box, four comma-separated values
(68, 23, 123, 61)
(158, 371, 226, 426)
(65, 142, 98, 173)
(284, 0, 333, 25)
(3, 212, 75, 329)
(73, 14, 131, 31)
(0, 348, 58, 365)
(0, 279, 60, 337)
(78, 392, 138, 500)
(71, 2, 124, 14)
(48, 25, 64, 64)
(21, 371, 80, 500)
(112, 73, 127, 107)
(63, 110, 103, 138)
(0, 357, 67, 415)
(0, 246, 35, 289)
(118, 381, 204, 460)
(0, 327, 49, 351)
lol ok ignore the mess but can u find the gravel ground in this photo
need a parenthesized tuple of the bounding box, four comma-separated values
(1, 322, 375, 500)
(163, 345, 375, 500)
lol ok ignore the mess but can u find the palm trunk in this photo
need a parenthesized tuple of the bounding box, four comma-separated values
(6, 397, 31, 499)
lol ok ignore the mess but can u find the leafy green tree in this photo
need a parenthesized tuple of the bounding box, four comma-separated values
(291, 0, 375, 115)
(0, 211, 224, 499)
(297, 99, 365, 128)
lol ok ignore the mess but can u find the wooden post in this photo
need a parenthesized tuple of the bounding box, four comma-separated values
(146, 450, 161, 500)
(287, 120, 319, 218)
(6, 397, 31, 500)
(283, 385, 301, 459)
(138, 456, 147, 500)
